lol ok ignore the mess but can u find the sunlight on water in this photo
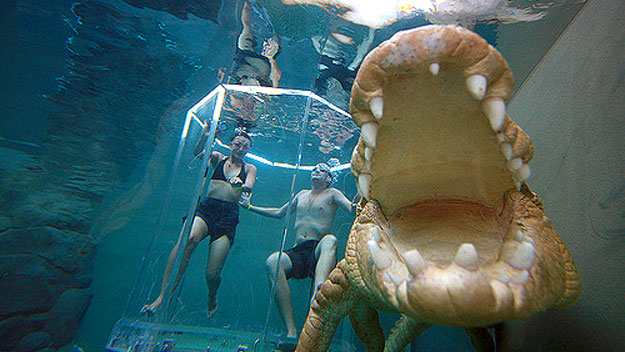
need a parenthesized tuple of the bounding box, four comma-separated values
(282, 0, 585, 28)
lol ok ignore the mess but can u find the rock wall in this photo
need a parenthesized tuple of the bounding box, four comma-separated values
(0, 149, 95, 350)
(0, 0, 201, 349)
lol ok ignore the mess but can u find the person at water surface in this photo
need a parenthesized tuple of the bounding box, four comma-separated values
(141, 126, 257, 318)
(229, 0, 281, 87)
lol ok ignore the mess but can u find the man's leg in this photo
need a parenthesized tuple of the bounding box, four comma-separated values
(312, 235, 338, 302)
(205, 235, 231, 317)
(142, 216, 208, 315)
(266, 251, 296, 338)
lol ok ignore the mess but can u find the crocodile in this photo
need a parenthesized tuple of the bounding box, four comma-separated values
(296, 25, 581, 352)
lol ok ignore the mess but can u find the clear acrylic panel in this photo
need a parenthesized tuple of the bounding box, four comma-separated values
(106, 85, 359, 351)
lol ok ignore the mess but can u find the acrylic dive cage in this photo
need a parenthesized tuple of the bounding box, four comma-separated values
(106, 84, 360, 352)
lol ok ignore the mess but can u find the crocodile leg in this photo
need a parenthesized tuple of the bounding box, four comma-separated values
(348, 300, 385, 351)
(297, 260, 358, 352)
(384, 316, 430, 352)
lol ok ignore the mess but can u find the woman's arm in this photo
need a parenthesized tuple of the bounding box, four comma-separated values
(269, 58, 282, 88)
(241, 190, 301, 218)
(193, 121, 211, 157)
(241, 163, 257, 192)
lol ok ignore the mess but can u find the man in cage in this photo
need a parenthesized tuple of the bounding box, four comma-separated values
(240, 162, 357, 351)
(141, 127, 257, 318)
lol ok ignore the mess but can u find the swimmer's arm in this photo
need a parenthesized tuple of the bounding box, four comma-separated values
(194, 120, 227, 160)
(194, 120, 223, 157)
(241, 163, 257, 193)
(246, 201, 288, 218)
(244, 190, 301, 218)
(347, 27, 375, 71)
(193, 122, 210, 157)
(269, 58, 281, 88)
(333, 189, 358, 215)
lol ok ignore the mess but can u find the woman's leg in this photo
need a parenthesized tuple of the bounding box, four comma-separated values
(169, 216, 209, 296)
(205, 235, 231, 316)
(142, 216, 208, 315)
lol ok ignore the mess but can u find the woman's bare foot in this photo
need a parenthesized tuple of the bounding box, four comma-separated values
(207, 304, 218, 318)
(207, 295, 218, 318)
(140, 296, 162, 316)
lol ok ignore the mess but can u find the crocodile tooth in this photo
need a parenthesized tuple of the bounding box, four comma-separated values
(490, 279, 513, 311)
(361, 122, 378, 148)
(402, 249, 426, 277)
(384, 272, 404, 286)
(383, 272, 392, 283)
(429, 63, 439, 75)
(501, 143, 513, 160)
(365, 147, 374, 162)
(364, 147, 373, 171)
(482, 98, 506, 131)
(396, 279, 410, 310)
(516, 163, 531, 182)
(508, 157, 523, 171)
(453, 243, 479, 271)
(503, 242, 535, 270)
(358, 173, 371, 199)
(368, 240, 392, 270)
(369, 227, 380, 242)
(466, 74, 487, 100)
(511, 271, 529, 284)
(369, 97, 384, 120)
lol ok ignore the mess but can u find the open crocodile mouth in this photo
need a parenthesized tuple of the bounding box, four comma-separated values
(347, 25, 579, 327)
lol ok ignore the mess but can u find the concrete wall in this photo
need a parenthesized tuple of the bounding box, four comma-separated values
(501, 0, 625, 350)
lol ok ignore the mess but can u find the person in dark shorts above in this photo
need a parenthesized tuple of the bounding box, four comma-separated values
(229, 0, 281, 87)
(240, 162, 357, 350)
(141, 126, 257, 319)
(311, 25, 374, 108)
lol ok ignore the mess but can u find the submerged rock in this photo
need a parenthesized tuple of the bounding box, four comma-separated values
(0, 313, 47, 351)
(14, 331, 52, 352)
(43, 289, 92, 348)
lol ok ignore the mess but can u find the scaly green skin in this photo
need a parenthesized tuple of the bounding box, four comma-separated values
(296, 25, 580, 352)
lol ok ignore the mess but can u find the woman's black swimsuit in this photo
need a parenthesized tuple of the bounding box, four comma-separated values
(195, 158, 248, 244)
(210, 157, 247, 182)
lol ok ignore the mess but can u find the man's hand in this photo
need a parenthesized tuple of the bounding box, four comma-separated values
(351, 194, 362, 214)
(239, 193, 251, 209)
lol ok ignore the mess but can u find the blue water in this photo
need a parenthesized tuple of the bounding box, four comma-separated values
(0, 0, 593, 351)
